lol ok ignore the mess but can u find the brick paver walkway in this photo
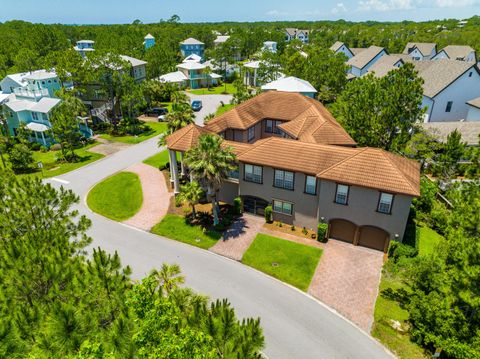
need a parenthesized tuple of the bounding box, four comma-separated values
(308, 239, 384, 332)
(210, 214, 264, 260)
(123, 163, 172, 231)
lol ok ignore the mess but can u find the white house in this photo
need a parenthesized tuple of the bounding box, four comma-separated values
(243, 60, 283, 87)
(413, 59, 480, 122)
(214, 35, 230, 46)
(432, 45, 476, 62)
(402, 42, 437, 60)
(261, 76, 317, 98)
(346, 46, 387, 77)
(262, 41, 277, 53)
(330, 41, 354, 59)
(285, 28, 309, 43)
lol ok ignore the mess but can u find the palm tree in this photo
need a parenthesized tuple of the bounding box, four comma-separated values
(184, 134, 236, 225)
(203, 113, 215, 125)
(178, 181, 204, 218)
(165, 109, 195, 133)
(150, 263, 185, 295)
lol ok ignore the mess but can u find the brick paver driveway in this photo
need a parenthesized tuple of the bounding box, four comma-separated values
(308, 239, 384, 332)
(210, 214, 264, 260)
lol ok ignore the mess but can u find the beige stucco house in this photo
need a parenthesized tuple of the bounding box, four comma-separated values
(165, 92, 420, 252)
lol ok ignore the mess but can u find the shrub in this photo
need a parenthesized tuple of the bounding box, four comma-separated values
(264, 205, 272, 223)
(278, 221, 283, 228)
(388, 241, 418, 263)
(30, 142, 41, 151)
(40, 145, 49, 153)
(291, 225, 295, 231)
(50, 143, 62, 151)
(317, 223, 328, 243)
(8, 144, 34, 173)
(233, 197, 242, 215)
(302, 227, 308, 235)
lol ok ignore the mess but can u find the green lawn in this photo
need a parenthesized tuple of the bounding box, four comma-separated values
(216, 103, 235, 116)
(99, 122, 168, 144)
(151, 214, 221, 249)
(87, 171, 143, 221)
(188, 83, 237, 95)
(3, 142, 104, 178)
(371, 225, 443, 358)
(143, 149, 180, 170)
(418, 226, 444, 256)
(242, 234, 322, 291)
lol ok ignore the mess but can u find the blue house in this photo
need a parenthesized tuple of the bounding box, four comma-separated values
(144, 33, 155, 50)
(180, 38, 205, 59)
(1, 70, 92, 146)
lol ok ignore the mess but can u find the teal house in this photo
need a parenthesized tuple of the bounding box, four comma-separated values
(1, 70, 92, 146)
(180, 38, 205, 59)
(144, 33, 155, 50)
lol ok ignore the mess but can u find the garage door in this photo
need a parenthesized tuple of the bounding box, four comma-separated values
(329, 219, 356, 243)
(358, 226, 389, 252)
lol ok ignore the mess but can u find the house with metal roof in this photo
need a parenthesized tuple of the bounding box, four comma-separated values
(74, 40, 95, 58)
(143, 33, 155, 50)
(180, 38, 205, 59)
(164, 91, 420, 252)
(261, 76, 317, 98)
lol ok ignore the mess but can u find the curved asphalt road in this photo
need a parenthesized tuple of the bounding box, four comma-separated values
(46, 136, 392, 359)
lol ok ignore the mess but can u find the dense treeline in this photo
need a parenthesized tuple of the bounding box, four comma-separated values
(3, 16, 480, 78)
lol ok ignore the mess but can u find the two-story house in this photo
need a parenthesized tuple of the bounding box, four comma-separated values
(165, 92, 420, 252)
(346, 46, 387, 78)
(120, 55, 147, 82)
(180, 38, 205, 59)
(330, 41, 354, 59)
(285, 28, 309, 43)
(1, 70, 92, 146)
(143, 33, 155, 50)
(402, 43, 437, 60)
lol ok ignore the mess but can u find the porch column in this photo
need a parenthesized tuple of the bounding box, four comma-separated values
(169, 149, 180, 194)
(40, 131, 47, 147)
(180, 152, 185, 176)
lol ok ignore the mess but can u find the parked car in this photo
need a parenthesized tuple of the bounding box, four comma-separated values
(145, 107, 168, 118)
(191, 100, 203, 112)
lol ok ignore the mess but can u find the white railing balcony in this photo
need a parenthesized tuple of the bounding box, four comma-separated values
(14, 87, 49, 99)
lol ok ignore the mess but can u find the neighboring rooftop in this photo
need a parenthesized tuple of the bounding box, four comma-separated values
(367, 55, 404, 77)
(24, 71, 58, 81)
(261, 76, 317, 94)
(77, 40, 95, 44)
(180, 38, 204, 45)
(214, 35, 230, 44)
(412, 59, 476, 98)
(204, 91, 355, 146)
(421, 121, 480, 146)
(177, 61, 206, 70)
(183, 54, 203, 63)
(1, 69, 52, 87)
(159, 71, 188, 83)
(350, 48, 367, 56)
(5, 96, 60, 113)
(119, 55, 147, 67)
(330, 41, 345, 52)
(438, 45, 475, 61)
(144, 33, 154, 39)
(403, 42, 436, 56)
(166, 124, 213, 152)
(346, 46, 385, 69)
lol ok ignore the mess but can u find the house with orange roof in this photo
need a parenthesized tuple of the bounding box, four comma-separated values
(165, 91, 420, 252)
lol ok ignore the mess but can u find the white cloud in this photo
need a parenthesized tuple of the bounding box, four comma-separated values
(331, 3, 348, 14)
(435, 0, 475, 6)
(358, 0, 413, 11)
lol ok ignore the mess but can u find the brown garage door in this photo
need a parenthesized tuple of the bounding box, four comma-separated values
(358, 226, 389, 252)
(329, 219, 356, 243)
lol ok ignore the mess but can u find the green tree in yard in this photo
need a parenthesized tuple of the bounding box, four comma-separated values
(231, 79, 253, 105)
(142, 79, 175, 107)
(51, 91, 86, 162)
(256, 50, 283, 85)
(404, 129, 440, 171)
(7, 143, 34, 173)
(178, 180, 204, 218)
(149, 263, 185, 295)
(432, 129, 466, 180)
(333, 63, 424, 151)
(13, 48, 39, 73)
(204, 113, 216, 124)
(184, 134, 236, 226)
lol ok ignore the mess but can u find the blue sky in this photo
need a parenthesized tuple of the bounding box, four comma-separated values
(0, 0, 478, 23)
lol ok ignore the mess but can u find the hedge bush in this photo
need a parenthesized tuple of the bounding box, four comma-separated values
(317, 223, 328, 242)
(264, 205, 272, 223)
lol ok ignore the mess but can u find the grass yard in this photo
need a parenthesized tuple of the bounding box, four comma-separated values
(216, 103, 235, 116)
(418, 225, 444, 256)
(188, 83, 237, 95)
(371, 224, 443, 358)
(151, 214, 221, 249)
(242, 234, 322, 291)
(87, 171, 143, 221)
(143, 149, 180, 170)
(99, 122, 168, 144)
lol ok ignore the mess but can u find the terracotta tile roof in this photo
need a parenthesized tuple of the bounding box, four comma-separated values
(222, 140, 253, 155)
(317, 147, 420, 196)
(205, 91, 355, 146)
(237, 137, 420, 196)
(165, 124, 213, 152)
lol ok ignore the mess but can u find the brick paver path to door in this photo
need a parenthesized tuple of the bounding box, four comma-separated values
(308, 240, 384, 332)
(210, 214, 264, 260)
(123, 163, 172, 231)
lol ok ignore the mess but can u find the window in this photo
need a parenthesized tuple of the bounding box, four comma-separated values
(469, 71, 473, 77)
(335, 184, 349, 205)
(265, 119, 273, 133)
(244, 164, 262, 183)
(42, 113, 48, 121)
(378, 192, 394, 214)
(305, 176, 317, 195)
(32, 112, 38, 121)
(248, 126, 255, 142)
(274, 169, 294, 190)
(265, 119, 283, 134)
(228, 165, 239, 179)
(273, 200, 293, 215)
(445, 101, 453, 112)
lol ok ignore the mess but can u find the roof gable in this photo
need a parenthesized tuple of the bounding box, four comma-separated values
(346, 46, 386, 70)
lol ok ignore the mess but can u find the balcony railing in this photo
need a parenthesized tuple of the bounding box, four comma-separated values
(14, 87, 49, 99)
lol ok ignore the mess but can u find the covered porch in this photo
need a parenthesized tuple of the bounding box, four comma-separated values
(25, 122, 54, 147)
